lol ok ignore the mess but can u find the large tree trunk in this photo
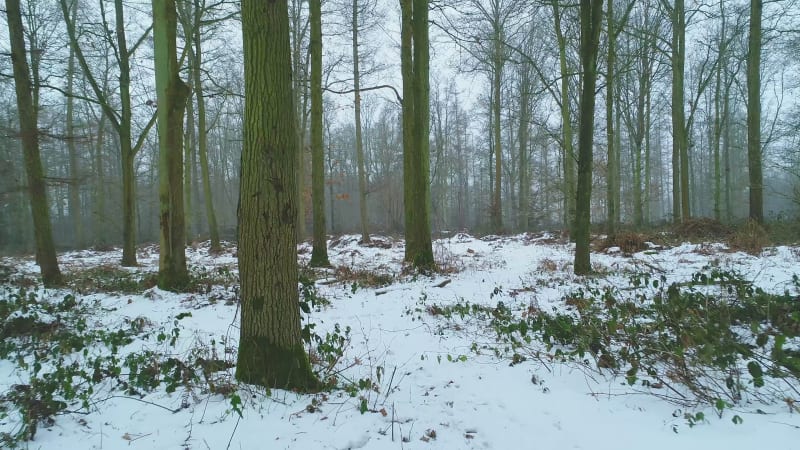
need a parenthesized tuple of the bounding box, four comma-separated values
(309, 0, 330, 267)
(747, 0, 763, 223)
(237, 0, 319, 391)
(573, 0, 603, 275)
(401, 0, 434, 268)
(6, 0, 63, 286)
(153, 0, 189, 290)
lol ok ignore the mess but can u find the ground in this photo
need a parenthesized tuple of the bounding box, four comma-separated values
(1, 232, 799, 449)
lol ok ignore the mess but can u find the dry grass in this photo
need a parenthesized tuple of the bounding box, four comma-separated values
(598, 231, 648, 255)
(334, 265, 394, 288)
(672, 217, 732, 241)
(728, 219, 771, 255)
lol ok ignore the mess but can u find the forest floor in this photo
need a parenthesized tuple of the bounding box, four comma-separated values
(1, 231, 799, 449)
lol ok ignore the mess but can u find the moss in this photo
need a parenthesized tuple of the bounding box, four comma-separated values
(157, 268, 190, 292)
(235, 335, 321, 392)
(308, 248, 331, 268)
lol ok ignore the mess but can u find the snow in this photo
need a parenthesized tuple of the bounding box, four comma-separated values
(1, 234, 799, 449)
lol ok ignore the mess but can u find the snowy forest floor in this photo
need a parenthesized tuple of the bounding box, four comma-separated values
(1, 231, 800, 449)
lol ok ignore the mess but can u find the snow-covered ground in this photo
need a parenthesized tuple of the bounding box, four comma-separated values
(2, 233, 799, 449)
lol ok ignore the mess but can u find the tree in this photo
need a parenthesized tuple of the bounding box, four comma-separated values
(352, 0, 371, 244)
(153, 0, 190, 290)
(746, 0, 763, 223)
(60, 0, 157, 266)
(552, 1, 577, 233)
(401, 0, 434, 269)
(178, 0, 223, 252)
(308, 0, 331, 267)
(5, 0, 63, 287)
(663, 0, 688, 222)
(573, 0, 603, 275)
(237, 0, 319, 391)
(604, 0, 634, 234)
(65, 0, 83, 248)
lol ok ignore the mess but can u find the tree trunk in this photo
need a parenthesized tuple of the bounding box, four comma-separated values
(401, 0, 434, 268)
(237, 0, 319, 391)
(747, 0, 763, 222)
(61, 0, 154, 266)
(605, 0, 616, 236)
(674, 0, 690, 221)
(713, 4, 724, 221)
(309, 0, 330, 267)
(553, 2, 576, 233)
(291, 0, 308, 242)
(490, 31, 504, 233)
(573, 0, 603, 276)
(115, 0, 140, 266)
(184, 88, 196, 243)
(66, 0, 83, 249)
(6, 0, 63, 286)
(353, 0, 371, 244)
(153, 0, 189, 291)
(190, 1, 222, 251)
(94, 114, 107, 246)
(517, 65, 531, 232)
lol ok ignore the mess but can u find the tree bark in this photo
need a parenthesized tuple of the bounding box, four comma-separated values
(238, 0, 319, 391)
(153, 0, 190, 290)
(573, 0, 603, 275)
(66, 0, 83, 249)
(553, 2, 576, 233)
(6, 0, 63, 286)
(490, 23, 504, 233)
(309, 0, 331, 267)
(188, 0, 222, 252)
(401, 0, 434, 269)
(605, 0, 616, 236)
(747, 0, 763, 222)
(353, 0, 371, 244)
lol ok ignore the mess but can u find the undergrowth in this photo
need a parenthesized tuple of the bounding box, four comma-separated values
(425, 269, 800, 417)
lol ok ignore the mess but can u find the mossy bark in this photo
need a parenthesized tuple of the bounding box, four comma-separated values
(573, 0, 603, 276)
(236, 336, 320, 391)
(153, 0, 190, 291)
(746, 0, 763, 223)
(6, 0, 63, 287)
(238, 0, 319, 392)
(309, 0, 331, 267)
(401, 0, 434, 270)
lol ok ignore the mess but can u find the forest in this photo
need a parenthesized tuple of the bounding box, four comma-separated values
(1, 0, 800, 449)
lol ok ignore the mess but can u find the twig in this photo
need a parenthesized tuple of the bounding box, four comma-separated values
(433, 279, 452, 288)
(226, 416, 241, 450)
(382, 366, 397, 405)
(97, 395, 181, 413)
